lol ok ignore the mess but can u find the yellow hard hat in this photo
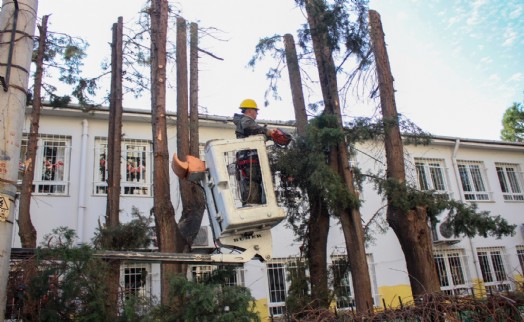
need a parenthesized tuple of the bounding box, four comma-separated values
(239, 98, 258, 109)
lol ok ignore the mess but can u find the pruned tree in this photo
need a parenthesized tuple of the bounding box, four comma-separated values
(149, 0, 187, 305)
(18, 15, 92, 249)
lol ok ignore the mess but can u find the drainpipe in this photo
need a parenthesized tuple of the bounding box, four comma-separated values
(76, 119, 89, 244)
(451, 139, 481, 291)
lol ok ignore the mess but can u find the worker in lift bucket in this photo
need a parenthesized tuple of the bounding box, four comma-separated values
(233, 98, 275, 206)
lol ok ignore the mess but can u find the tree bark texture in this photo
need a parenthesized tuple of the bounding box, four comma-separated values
(18, 14, 48, 249)
(283, 33, 308, 138)
(284, 31, 331, 307)
(150, 0, 186, 305)
(304, 0, 373, 313)
(177, 19, 206, 245)
(106, 17, 123, 229)
(368, 9, 441, 298)
(104, 17, 124, 320)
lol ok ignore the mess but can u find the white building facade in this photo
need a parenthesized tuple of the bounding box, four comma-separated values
(10, 105, 524, 320)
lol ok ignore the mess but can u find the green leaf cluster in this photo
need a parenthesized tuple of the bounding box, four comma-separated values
(92, 206, 154, 250)
(500, 102, 524, 142)
(149, 273, 260, 322)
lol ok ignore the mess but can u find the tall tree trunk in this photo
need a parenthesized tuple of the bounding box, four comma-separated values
(304, 0, 373, 313)
(104, 17, 124, 319)
(284, 34, 308, 138)
(0, 0, 38, 317)
(177, 19, 206, 244)
(150, 0, 186, 306)
(18, 14, 48, 249)
(284, 33, 330, 307)
(368, 10, 440, 299)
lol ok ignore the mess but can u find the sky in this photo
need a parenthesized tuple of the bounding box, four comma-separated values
(33, 0, 524, 141)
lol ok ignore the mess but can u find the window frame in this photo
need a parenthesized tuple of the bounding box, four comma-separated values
(433, 250, 472, 296)
(477, 248, 512, 293)
(457, 160, 491, 201)
(18, 134, 71, 195)
(414, 158, 450, 194)
(94, 138, 153, 196)
(495, 163, 524, 201)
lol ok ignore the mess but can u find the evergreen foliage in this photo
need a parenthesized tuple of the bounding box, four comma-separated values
(500, 102, 524, 142)
(149, 272, 260, 322)
(92, 206, 154, 250)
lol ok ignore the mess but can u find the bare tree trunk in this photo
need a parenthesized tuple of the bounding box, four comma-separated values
(106, 17, 123, 228)
(177, 19, 206, 245)
(0, 0, 38, 317)
(18, 14, 48, 249)
(150, 0, 186, 305)
(104, 17, 124, 319)
(283, 34, 308, 137)
(304, 0, 373, 313)
(369, 9, 440, 299)
(284, 32, 330, 307)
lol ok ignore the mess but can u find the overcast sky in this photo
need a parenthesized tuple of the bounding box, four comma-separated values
(34, 0, 524, 141)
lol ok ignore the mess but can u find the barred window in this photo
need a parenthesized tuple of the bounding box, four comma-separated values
(120, 263, 151, 301)
(94, 138, 152, 196)
(457, 161, 491, 201)
(495, 163, 524, 201)
(414, 158, 449, 193)
(18, 135, 71, 195)
(433, 250, 471, 296)
(477, 248, 511, 293)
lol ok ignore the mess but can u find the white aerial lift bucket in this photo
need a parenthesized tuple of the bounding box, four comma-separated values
(172, 135, 285, 262)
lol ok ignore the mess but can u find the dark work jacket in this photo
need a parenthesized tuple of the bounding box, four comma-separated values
(233, 113, 269, 139)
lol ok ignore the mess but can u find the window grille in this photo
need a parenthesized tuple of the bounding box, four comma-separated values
(120, 263, 151, 301)
(433, 249, 472, 296)
(477, 247, 512, 293)
(517, 246, 524, 275)
(94, 138, 152, 196)
(267, 260, 288, 317)
(495, 163, 524, 201)
(457, 160, 491, 201)
(18, 134, 71, 195)
(329, 254, 380, 309)
(330, 256, 354, 309)
(188, 265, 245, 287)
(414, 158, 450, 195)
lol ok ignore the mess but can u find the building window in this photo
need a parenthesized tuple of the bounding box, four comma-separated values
(267, 261, 288, 317)
(434, 250, 471, 296)
(415, 158, 450, 194)
(457, 161, 490, 201)
(495, 163, 524, 201)
(517, 246, 524, 276)
(18, 135, 71, 195)
(94, 138, 152, 196)
(120, 263, 151, 301)
(477, 248, 511, 293)
(330, 257, 354, 309)
(329, 254, 380, 309)
(189, 265, 245, 287)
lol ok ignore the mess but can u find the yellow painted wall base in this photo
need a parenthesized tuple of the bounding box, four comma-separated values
(378, 284, 413, 309)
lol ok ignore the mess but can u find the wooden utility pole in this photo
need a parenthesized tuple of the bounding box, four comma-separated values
(368, 9, 440, 298)
(0, 0, 38, 316)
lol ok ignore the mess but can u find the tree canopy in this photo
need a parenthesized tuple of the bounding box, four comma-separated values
(500, 102, 524, 142)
